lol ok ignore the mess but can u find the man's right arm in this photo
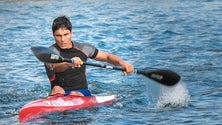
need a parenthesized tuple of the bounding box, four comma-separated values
(46, 57, 83, 73)
(48, 62, 70, 72)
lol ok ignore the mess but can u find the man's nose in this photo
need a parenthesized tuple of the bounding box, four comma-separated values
(61, 36, 65, 41)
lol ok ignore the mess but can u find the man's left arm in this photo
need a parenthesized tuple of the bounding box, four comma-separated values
(94, 50, 134, 75)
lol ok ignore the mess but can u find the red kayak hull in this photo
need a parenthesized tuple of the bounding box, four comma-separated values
(19, 94, 117, 123)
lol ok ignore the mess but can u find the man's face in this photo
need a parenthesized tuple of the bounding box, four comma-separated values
(53, 27, 72, 49)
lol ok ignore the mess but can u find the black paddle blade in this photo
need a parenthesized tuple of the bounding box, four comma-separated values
(31, 46, 64, 63)
(137, 70, 180, 86)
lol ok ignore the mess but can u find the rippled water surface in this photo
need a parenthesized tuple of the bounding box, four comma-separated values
(1, 0, 222, 124)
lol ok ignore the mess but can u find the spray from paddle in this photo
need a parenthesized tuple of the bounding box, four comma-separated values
(145, 79, 189, 109)
(156, 81, 190, 108)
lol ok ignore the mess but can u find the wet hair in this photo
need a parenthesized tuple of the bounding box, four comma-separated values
(52, 16, 72, 33)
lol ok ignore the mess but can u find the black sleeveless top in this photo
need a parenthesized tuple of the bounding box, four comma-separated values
(45, 41, 98, 90)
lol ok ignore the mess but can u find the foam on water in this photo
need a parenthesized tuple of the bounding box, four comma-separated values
(156, 81, 190, 108)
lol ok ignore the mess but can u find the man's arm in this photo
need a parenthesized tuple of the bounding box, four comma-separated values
(94, 50, 134, 75)
(46, 57, 83, 73)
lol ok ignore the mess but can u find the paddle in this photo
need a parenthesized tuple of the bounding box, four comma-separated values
(31, 46, 180, 86)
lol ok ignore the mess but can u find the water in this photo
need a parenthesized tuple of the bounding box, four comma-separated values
(0, 0, 222, 124)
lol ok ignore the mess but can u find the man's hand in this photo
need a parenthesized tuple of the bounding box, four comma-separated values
(71, 57, 83, 68)
(120, 61, 134, 75)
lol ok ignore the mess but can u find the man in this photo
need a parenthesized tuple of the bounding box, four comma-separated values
(45, 16, 134, 97)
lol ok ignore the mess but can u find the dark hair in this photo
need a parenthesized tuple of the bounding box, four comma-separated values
(52, 16, 72, 33)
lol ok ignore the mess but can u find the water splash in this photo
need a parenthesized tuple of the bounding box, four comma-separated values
(156, 81, 190, 108)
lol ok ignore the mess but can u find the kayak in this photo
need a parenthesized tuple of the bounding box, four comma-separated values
(19, 94, 117, 123)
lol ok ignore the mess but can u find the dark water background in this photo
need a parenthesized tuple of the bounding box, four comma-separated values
(0, 0, 222, 124)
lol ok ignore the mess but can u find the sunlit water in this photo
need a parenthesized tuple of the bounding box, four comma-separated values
(0, 0, 222, 124)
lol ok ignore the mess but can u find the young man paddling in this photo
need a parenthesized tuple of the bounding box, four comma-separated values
(45, 16, 134, 96)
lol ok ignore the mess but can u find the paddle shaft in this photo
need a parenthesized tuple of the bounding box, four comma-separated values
(63, 58, 125, 71)
(63, 58, 179, 86)
(63, 58, 150, 77)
